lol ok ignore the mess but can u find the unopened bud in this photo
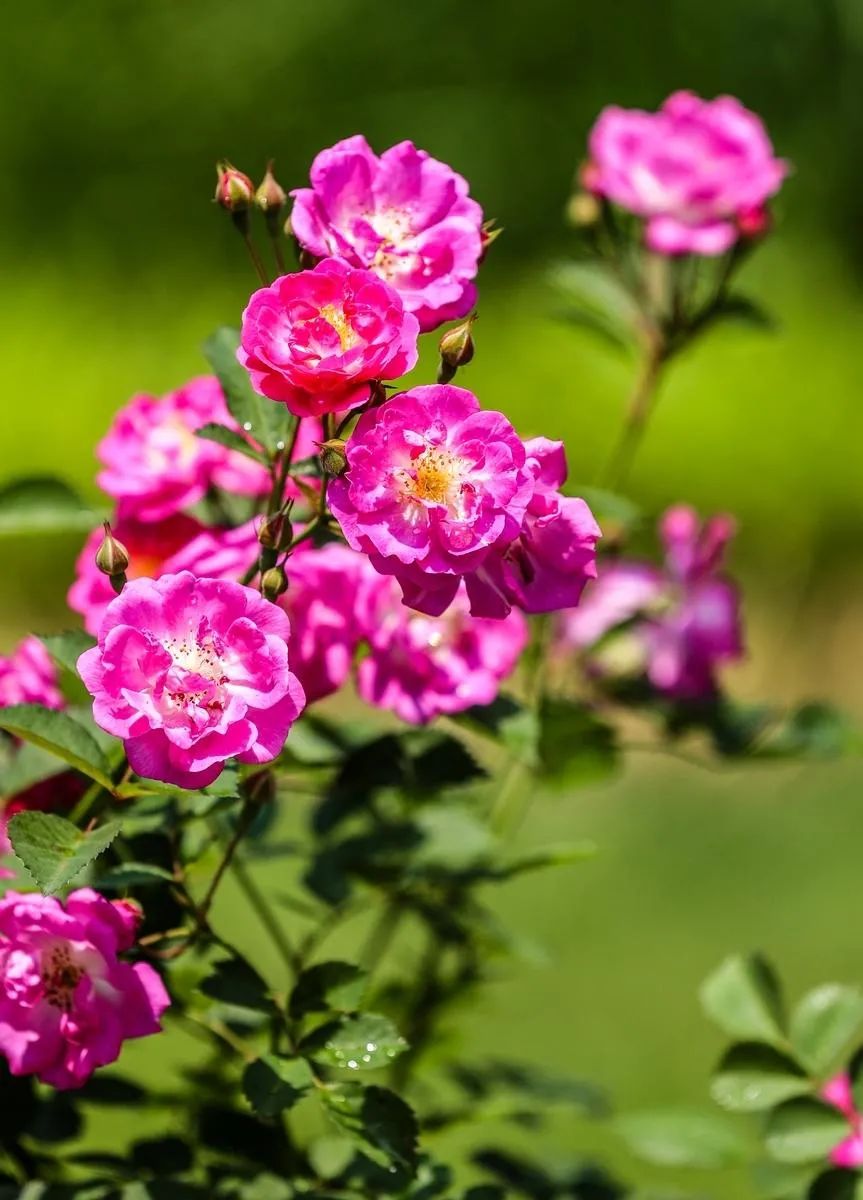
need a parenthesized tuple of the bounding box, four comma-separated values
(566, 191, 601, 228)
(437, 315, 476, 384)
(480, 219, 502, 262)
(261, 564, 288, 602)
(215, 162, 255, 214)
(95, 522, 129, 594)
(737, 205, 771, 241)
(318, 438, 348, 478)
(255, 161, 287, 216)
(258, 508, 294, 553)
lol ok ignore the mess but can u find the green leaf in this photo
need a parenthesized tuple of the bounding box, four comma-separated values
(413, 805, 494, 872)
(0, 477, 102, 538)
(488, 841, 597, 881)
(700, 953, 787, 1045)
(289, 961, 367, 1019)
(764, 1098, 850, 1164)
(323, 1082, 419, 1173)
(705, 292, 777, 333)
(453, 695, 539, 766)
(39, 631, 96, 678)
(0, 741, 70, 800)
(550, 260, 640, 351)
(202, 327, 289, 455)
(615, 1107, 750, 1169)
(307, 1013, 408, 1071)
(195, 422, 269, 466)
(808, 1168, 863, 1200)
(0, 704, 113, 789)
(710, 1042, 810, 1112)
(537, 697, 619, 785)
(791, 985, 863, 1076)
(96, 863, 176, 890)
(8, 812, 120, 895)
(242, 1055, 313, 1118)
(200, 957, 272, 1012)
(760, 704, 853, 761)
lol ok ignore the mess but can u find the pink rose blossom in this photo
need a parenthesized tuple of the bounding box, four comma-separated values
(0, 636, 63, 711)
(77, 573, 305, 790)
(166, 520, 260, 585)
(0, 888, 169, 1089)
(329, 385, 533, 599)
(238, 258, 419, 417)
(96, 376, 269, 521)
(69, 511, 204, 636)
(562, 505, 743, 699)
(290, 136, 484, 332)
(356, 571, 527, 724)
(822, 1074, 863, 1168)
(279, 542, 370, 704)
(587, 91, 787, 255)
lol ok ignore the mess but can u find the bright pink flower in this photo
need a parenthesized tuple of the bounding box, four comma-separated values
(166, 520, 260, 584)
(279, 542, 370, 704)
(0, 637, 63, 711)
(562, 505, 743, 699)
(587, 91, 787, 256)
(356, 572, 527, 724)
(0, 888, 169, 1089)
(97, 376, 269, 521)
(329, 385, 533, 593)
(822, 1074, 863, 1168)
(69, 511, 204, 636)
(290, 136, 484, 331)
(77, 573, 305, 790)
(238, 259, 419, 417)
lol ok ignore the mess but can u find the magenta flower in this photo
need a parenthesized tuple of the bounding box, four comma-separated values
(0, 888, 169, 1089)
(329, 384, 533, 593)
(69, 511, 204, 636)
(279, 543, 370, 705)
(97, 376, 269, 521)
(587, 91, 787, 255)
(356, 572, 527, 724)
(290, 136, 484, 331)
(238, 259, 419, 417)
(562, 505, 743, 699)
(0, 636, 63, 711)
(77, 573, 305, 790)
(822, 1074, 863, 1168)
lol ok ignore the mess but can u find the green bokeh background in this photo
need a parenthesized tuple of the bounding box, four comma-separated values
(1, 1, 862, 1192)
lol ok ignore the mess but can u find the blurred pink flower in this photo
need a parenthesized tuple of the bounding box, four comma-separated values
(356, 571, 527, 724)
(0, 888, 169, 1089)
(96, 376, 269, 521)
(822, 1073, 863, 1168)
(0, 637, 63, 711)
(561, 504, 743, 699)
(329, 384, 533, 600)
(78, 573, 305, 790)
(238, 258, 418, 417)
(290, 136, 484, 332)
(587, 91, 787, 255)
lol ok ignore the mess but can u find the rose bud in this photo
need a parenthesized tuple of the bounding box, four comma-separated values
(95, 522, 130, 594)
(261, 564, 289, 602)
(437, 315, 476, 384)
(214, 161, 255, 213)
(318, 438, 348, 478)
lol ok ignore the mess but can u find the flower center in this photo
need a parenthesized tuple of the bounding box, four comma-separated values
(318, 303, 359, 352)
(162, 629, 229, 711)
(397, 447, 466, 508)
(42, 944, 83, 1012)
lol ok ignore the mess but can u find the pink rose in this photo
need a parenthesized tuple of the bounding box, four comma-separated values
(562, 505, 743, 699)
(78, 573, 305, 790)
(290, 136, 484, 332)
(329, 384, 533, 590)
(356, 571, 527, 725)
(0, 636, 63, 711)
(279, 542, 370, 704)
(68, 510, 204, 636)
(587, 91, 787, 255)
(0, 888, 169, 1089)
(822, 1074, 863, 1168)
(96, 376, 269, 521)
(238, 259, 419, 418)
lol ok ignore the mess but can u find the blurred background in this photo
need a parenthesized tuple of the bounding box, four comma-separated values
(1, 0, 862, 1192)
